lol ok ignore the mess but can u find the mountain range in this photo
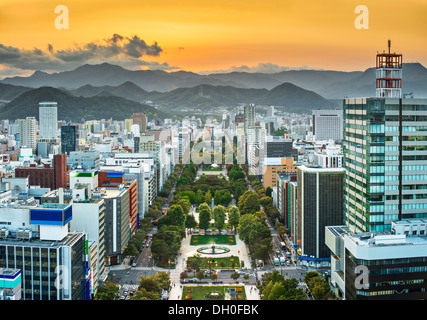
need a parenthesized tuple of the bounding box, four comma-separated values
(0, 86, 170, 122)
(1, 62, 426, 99)
(0, 62, 426, 120)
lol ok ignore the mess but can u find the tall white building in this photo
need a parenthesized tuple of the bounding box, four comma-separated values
(39, 102, 58, 139)
(312, 109, 343, 141)
(19, 117, 37, 151)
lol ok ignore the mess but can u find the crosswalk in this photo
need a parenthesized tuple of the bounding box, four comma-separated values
(122, 284, 139, 290)
(131, 267, 156, 271)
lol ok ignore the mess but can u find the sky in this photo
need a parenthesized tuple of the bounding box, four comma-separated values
(0, 0, 426, 77)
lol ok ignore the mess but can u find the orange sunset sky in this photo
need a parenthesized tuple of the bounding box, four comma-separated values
(0, 0, 426, 77)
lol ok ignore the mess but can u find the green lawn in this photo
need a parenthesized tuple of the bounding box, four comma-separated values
(182, 286, 246, 300)
(186, 256, 240, 269)
(190, 234, 236, 245)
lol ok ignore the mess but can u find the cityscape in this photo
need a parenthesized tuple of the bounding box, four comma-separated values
(0, 0, 426, 309)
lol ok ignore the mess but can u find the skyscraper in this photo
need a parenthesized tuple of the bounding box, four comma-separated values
(343, 97, 427, 233)
(39, 102, 58, 139)
(61, 125, 79, 155)
(19, 117, 37, 151)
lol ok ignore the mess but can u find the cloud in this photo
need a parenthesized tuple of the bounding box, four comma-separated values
(198, 62, 325, 75)
(0, 34, 178, 77)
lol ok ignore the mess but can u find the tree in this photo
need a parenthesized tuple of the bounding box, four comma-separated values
(187, 257, 202, 277)
(130, 288, 160, 300)
(150, 239, 171, 264)
(227, 206, 240, 234)
(230, 272, 240, 282)
(177, 198, 191, 215)
(196, 270, 205, 282)
(260, 196, 273, 207)
(185, 214, 197, 232)
(166, 205, 186, 228)
(155, 271, 171, 291)
(204, 190, 212, 205)
(238, 191, 260, 215)
(265, 186, 273, 197)
(234, 183, 243, 202)
(209, 273, 218, 282)
(124, 243, 138, 256)
(138, 274, 162, 295)
(196, 189, 204, 205)
(243, 273, 249, 282)
(214, 189, 232, 206)
(213, 205, 226, 232)
(180, 271, 188, 282)
(94, 281, 119, 300)
(198, 208, 211, 232)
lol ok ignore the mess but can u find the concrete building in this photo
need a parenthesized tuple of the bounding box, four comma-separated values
(326, 219, 427, 300)
(18, 117, 37, 152)
(38, 102, 58, 140)
(312, 109, 343, 141)
(262, 157, 297, 189)
(0, 201, 89, 300)
(0, 268, 22, 300)
(15, 154, 68, 190)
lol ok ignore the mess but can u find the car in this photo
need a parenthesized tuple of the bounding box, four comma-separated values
(132, 263, 136, 267)
(120, 296, 125, 300)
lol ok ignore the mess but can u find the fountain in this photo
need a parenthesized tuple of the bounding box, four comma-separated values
(197, 243, 230, 255)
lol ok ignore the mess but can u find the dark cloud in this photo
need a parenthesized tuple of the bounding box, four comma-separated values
(0, 34, 175, 77)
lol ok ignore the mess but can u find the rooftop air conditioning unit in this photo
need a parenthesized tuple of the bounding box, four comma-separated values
(16, 228, 32, 240)
(0, 227, 9, 239)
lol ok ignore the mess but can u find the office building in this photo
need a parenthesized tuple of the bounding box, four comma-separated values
(326, 220, 427, 300)
(67, 150, 100, 170)
(262, 157, 297, 189)
(15, 154, 68, 190)
(0, 268, 22, 300)
(343, 97, 427, 233)
(131, 113, 147, 133)
(0, 202, 89, 300)
(312, 109, 343, 141)
(19, 117, 37, 152)
(296, 165, 345, 267)
(61, 125, 79, 155)
(39, 102, 58, 140)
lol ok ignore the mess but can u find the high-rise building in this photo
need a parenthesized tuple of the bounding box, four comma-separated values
(19, 117, 37, 152)
(39, 102, 58, 139)
(131, 113, 147, 133)
(0, 202, 89, 300)
(312, 109, 343, 141)
(343, 97, 427, 233)
(296, 165, 345, 266)
(61, 125, 79, 155)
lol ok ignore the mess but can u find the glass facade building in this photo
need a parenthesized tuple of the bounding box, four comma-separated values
(343, 97, 427, 233)
(0, 232, 87, 300)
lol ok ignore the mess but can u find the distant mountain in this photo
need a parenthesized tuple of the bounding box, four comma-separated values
(318, 63, 427, 99)
(0, 63, 240, 92)
(69, 81, 148, 102)
(2, 62, 426, 98)
(0, 83, 32, 102)
(0, 86, 170, 121)
(143, 82, 335, 113)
